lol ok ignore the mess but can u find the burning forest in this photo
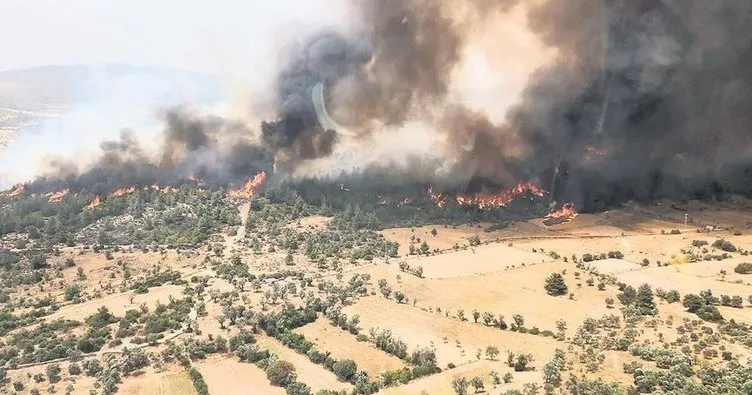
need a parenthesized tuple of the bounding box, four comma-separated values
(3, 0, 752, 219)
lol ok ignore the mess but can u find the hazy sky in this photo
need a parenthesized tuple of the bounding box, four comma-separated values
(0, 0, 351, 73)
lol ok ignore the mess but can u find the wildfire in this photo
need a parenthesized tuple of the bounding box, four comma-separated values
(453, 182, 546, 210)
(397, 197, 412, 207)
(339, 184, 350, 192)
(3, 183, 26, 198)
(228, 171, 267, 199)
(377, 196, 387, 206)
(146, 184, 174, 193)
(427, 187, 447, 208)
(542, 202, 578, 226)
(45, 189, 69, 203)
(112, 186, 137, 197)
(86, 195, 101, 210)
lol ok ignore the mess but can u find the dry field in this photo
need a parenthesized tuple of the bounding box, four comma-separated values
(294, 319, 406, 376)
(6, 198, 752, 394)
(196, 357, 286, 395)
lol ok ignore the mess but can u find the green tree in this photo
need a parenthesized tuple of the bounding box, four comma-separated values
(266, 360, 297, 387)
(544, 273, 568, 296)
(633, 284, 657, 315)
(332, 359, 358, 382)
(486, 346, 500, 360)
(452, 377, 469, 395)
(470, 376, 485, 393)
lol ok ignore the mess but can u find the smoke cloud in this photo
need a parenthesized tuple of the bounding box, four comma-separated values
(13, 0, 752, 212)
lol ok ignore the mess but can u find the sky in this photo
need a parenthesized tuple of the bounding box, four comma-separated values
(0, 0, 352, 74)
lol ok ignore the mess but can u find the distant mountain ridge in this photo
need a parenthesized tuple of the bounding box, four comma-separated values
(0, 64, 223, 111)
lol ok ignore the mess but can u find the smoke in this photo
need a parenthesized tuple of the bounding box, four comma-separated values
(12, 0, 752, 212)
(28, 109, 274, 194)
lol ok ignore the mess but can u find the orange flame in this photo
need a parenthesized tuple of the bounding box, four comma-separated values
(112, 186, 137, 197)
(453, 182, 545, 210)
(228, 171, 266, 199)
(339, 184, 350, 192)
(427, 187, 447, 208)
(45, 189, 69, 203)
(542, 202, 578, 226)
(3, 183, 26, 198)
(377, 196, 387, 206)
(145, 184, 174, 193)
(86, 195, 101, 210)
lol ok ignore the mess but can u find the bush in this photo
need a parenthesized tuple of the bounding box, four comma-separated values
(713, 239, 737, 252)
(332, 359, 358, 382)
(266, 360, 297, 387)
(544, 273, 568, 296)
(188, 367, 210, 395)
(734, 262, 752, 274)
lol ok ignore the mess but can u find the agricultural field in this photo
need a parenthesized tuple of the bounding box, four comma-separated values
(1, 184, 752, 395)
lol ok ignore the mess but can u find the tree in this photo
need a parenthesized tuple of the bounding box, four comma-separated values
(452, 377, 469, 395)
(64, 284, 81, 301)
(470, 376, 485, 393)
(472, 309, 480, 323)
(332, 359, 358, 382)
(490, 371, 501, 385)
(682, 294, 705, 313)
(503, 373, 513, 383)
(266, 360, 297, 387)
(514, 354, 534, 372)
(285, 382, 312, 395)
(544, 273, 568, 296)
(512, 314, 524, 330)
(394, 291, 406, 303)
(618, 285, 636, 306)
(633, 283, 657, 315)
(555, 319, 567, 340)
(468, 234, 481, 246)
(216, 315, 226, 329)
(482, 311, 493, 326)
(46, 363, 61, 383)
(486, 346, 500, 360)
(734, 262, 752, 274)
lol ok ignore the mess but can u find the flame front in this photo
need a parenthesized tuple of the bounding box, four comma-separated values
(454, 182, 545, 210)
(86, 195, 101, 210)
(427, 187, 447, 208)
(112, 186, 137, 197)
(397, 197, 412, 207)
(3, 183, 26, 198)
(542, 202, 578, 225)
(45, 189, 69, 203)
(228, 172, 267, 199)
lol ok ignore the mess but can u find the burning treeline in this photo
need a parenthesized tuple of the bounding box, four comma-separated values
(6, 0, 752, 214)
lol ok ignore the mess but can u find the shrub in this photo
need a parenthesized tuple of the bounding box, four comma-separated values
(332, 359, 358, 382)
(734, 262, 752, 274)
(266, 360, 297, 387)
(188, 367, 210, 395)
(713, 239, 737, 252)
(544, 273, 568, 296)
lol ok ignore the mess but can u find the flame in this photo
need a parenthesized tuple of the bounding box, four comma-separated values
(397, 197, 412, 207)
(3, 183, 26, 198)
(339, 184, 350, 192)
(146, 184, 174, 193)
(542, 202, 578, 225)
(377, 196, 387, 206)
(86, 195, 101, 210)
(112, 186, 137, 197)
(45, 189, 69, 203)
(427, 187, 447, 208)
(453, 182, 545, 210)
(228, 171, 266, 199)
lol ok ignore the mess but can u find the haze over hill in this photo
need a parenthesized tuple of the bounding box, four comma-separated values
(0, 64, 224, 187)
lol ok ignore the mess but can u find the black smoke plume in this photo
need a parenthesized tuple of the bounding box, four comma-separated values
(20, 0, 752, 213)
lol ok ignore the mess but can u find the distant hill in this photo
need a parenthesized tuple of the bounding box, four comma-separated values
(0, 64, 225, 151)
(0, 64, 223, 111)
